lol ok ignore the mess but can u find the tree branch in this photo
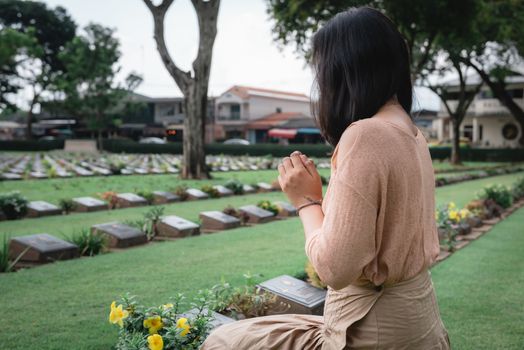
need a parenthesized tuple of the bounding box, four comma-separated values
(142, 0, 191, 90)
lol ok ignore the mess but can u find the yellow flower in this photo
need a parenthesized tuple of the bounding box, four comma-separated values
(459, 209, 470, 219)
(435, 211, 439, 220)
(109, 301, 129, 328)
(147, 334, 163, 350)
(448, 202, 456, 210)
(162, 303, 174, 311)
(143, 315, 164, 335)
(176, 317, 190, 336)
(448, 210, 459, 222)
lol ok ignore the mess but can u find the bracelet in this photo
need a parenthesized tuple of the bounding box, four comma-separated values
(297, 197, 323, 213)
(297, 201, 322, 213)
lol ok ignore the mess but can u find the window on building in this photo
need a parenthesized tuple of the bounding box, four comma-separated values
(506, 89, 524, 98)
(231, 104, 240, 120)
(178, 102, 183, 114)
(479, 125, 483, 140)
(478, 90, 494, 99)
(160, 105, 175, 116)
(276, 107, 282, 113)
(463, 125, 473, 140)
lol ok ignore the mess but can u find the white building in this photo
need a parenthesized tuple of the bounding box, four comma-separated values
(435, 75, 524, 148)
(214, 85, 312, 142)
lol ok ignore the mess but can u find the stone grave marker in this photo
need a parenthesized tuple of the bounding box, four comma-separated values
(116, 193, 148, 208)
(275, 201, 297, 217)
(242, 184, 256, 194)
(73, 197, 108, 212)
(212, 185, 234, 197)
(27, 201, 62, 218)
(257, 275, 326, 316)
(186, 188, 210, 200)
(257, 182, 276, 192)
(239, 205, 275, 224)
(182, 308, 235, 330)
(200, 211, 241, 232)
(153, 191, 180, 204)
(157, 215, 200, 238)
(1, 173, 22, 180)
(9, 233, 79, 264)
(91, 222, 147, 248)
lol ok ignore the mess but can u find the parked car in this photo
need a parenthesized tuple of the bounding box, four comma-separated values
(139, 137, 166, 144)
(223, 138, 250, 145)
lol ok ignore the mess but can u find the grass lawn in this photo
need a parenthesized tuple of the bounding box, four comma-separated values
(0, 169, 330, 204)
(431, 161, 504, 171)
(0, 171, 522, 349)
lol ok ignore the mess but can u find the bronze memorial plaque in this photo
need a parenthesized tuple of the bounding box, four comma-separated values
(73, 197, 108, 212)
(200, 211, 241, 232)
(258, 275, 326, 316)
(27, 201, 62, 218)
(91, 222, 147, 248)
(9, 233, 79, 263)
(275, 201, 298, 217)
(239, 205, 275, 224)
(115, 193, 148, 208)
(212, 185, 234, 197)
(157, 215, 200, 238)
(153, 191, 180, 204)
(186, 188, 210, 200)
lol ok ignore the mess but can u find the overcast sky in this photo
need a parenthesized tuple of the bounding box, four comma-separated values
(41, 0, 440, 110)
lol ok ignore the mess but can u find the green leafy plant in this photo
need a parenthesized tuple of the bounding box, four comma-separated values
(171, 185, 189, 201)
(59, 198, 76, 214)
(222, 206, 249, 225)
(256, 200, 279, 215)
(511, 177, 524, 200)
(69, 228, 107, 256)
(136, 190, 155, 205)
(224, 179, 244, 195)
(0, 191, 28, 220)
(200, 185, 219, 198)
(477, 184, 513, 209)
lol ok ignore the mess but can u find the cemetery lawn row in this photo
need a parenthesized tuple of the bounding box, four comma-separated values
(0, 169, 330, 204)
(0, 172, 523, 349)
(1, 172, 522, 240)
(431, 160, 503, 171)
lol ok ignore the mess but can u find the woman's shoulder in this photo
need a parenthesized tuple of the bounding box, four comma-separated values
(338, 118, 392, 152)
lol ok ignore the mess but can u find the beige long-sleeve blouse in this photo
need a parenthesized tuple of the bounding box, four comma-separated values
(306, 117, 440, 290)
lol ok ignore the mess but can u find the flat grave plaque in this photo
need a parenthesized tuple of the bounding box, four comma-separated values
(200, 211, 241, 231)
(27, 201, 61, 218)
(91, 222, 147, 248)
(212, 185, 234, 197)
(1, 173, 22, 180)
(153, 191, 180, 204)
(257, 182, 275, 192)
(116, 193, 148, 208)
(242, 184, 256, 194)
(275, 201, 297, 217)
(186, 188, 210, 200)
(182, 308, 235, 330)
(9, 233, 79, 263)
(239, 205, 275, 224)
(73, 197, 108, 212)
(258, 275, 326, 316)
(157, 215, 200, 238)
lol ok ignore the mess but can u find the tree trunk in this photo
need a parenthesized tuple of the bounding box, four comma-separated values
(451, 120, 461, 165)
(26, 94, 39, 140)
(182, 81, 208, 179)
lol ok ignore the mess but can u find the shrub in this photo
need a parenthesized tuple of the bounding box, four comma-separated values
(222, 206, 249, 225)
(143, 206, 165, 240)
(200, 185, 220, 198)
(136, 190, 155, 205)
(435, 202, 470, 251)
(256, 200, 279, 215)
(99, 191, 119, 209)
(69, 229, 107, 256)
(224, 179, 244, 195)
(0, 191, 28, 220)
(110, 293, 214, 350)
(59, 198, 76, 214)
(511, 177, 524, 200)
(305, 260, 327, 289)
(172, 185, 189, 201)
(477, 184, 513, 209)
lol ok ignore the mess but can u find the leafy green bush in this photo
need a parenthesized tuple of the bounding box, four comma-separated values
(256, 200, 279, 215)
(200, 185, 219, 198)
(171, 185, 189, 201)
(477, 184, 513, 209)
(69, 229, 107, 256)
(0, 235, 30, 273)
(136, 190, 155, 205)
(59, 198, 76, 214)
(511, 177, 524, 200)
(0, 191, 28, 220)
(224, 179, 244, 195)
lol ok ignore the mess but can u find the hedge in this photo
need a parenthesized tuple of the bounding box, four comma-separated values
(1, 139, 524, 161)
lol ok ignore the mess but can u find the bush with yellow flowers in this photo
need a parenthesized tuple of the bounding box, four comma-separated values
(435, 202, 472, 252)
(109, 292, 214, 350)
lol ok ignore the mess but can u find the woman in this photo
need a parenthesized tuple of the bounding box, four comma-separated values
(202, 7, 450, 349)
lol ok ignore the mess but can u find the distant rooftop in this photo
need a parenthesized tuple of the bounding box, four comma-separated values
(225, 85, 310, 102)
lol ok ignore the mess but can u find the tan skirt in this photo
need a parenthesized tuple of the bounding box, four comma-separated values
(200, 270, 450, 349)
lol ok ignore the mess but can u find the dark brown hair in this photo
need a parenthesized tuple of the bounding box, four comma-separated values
(311, 7, 413, 146)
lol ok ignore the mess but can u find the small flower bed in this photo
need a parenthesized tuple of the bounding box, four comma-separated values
(256, 200, 279, 216)
(477, 184, 513, 209)
(435, 202, 472, 251)
(200, 185, 220, 198)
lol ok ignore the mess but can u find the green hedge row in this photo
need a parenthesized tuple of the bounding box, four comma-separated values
(0, 139, 65, 151)
(1, 139, 524, 161)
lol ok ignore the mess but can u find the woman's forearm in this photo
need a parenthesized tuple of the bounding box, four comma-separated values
(298, 204, 324, 242)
